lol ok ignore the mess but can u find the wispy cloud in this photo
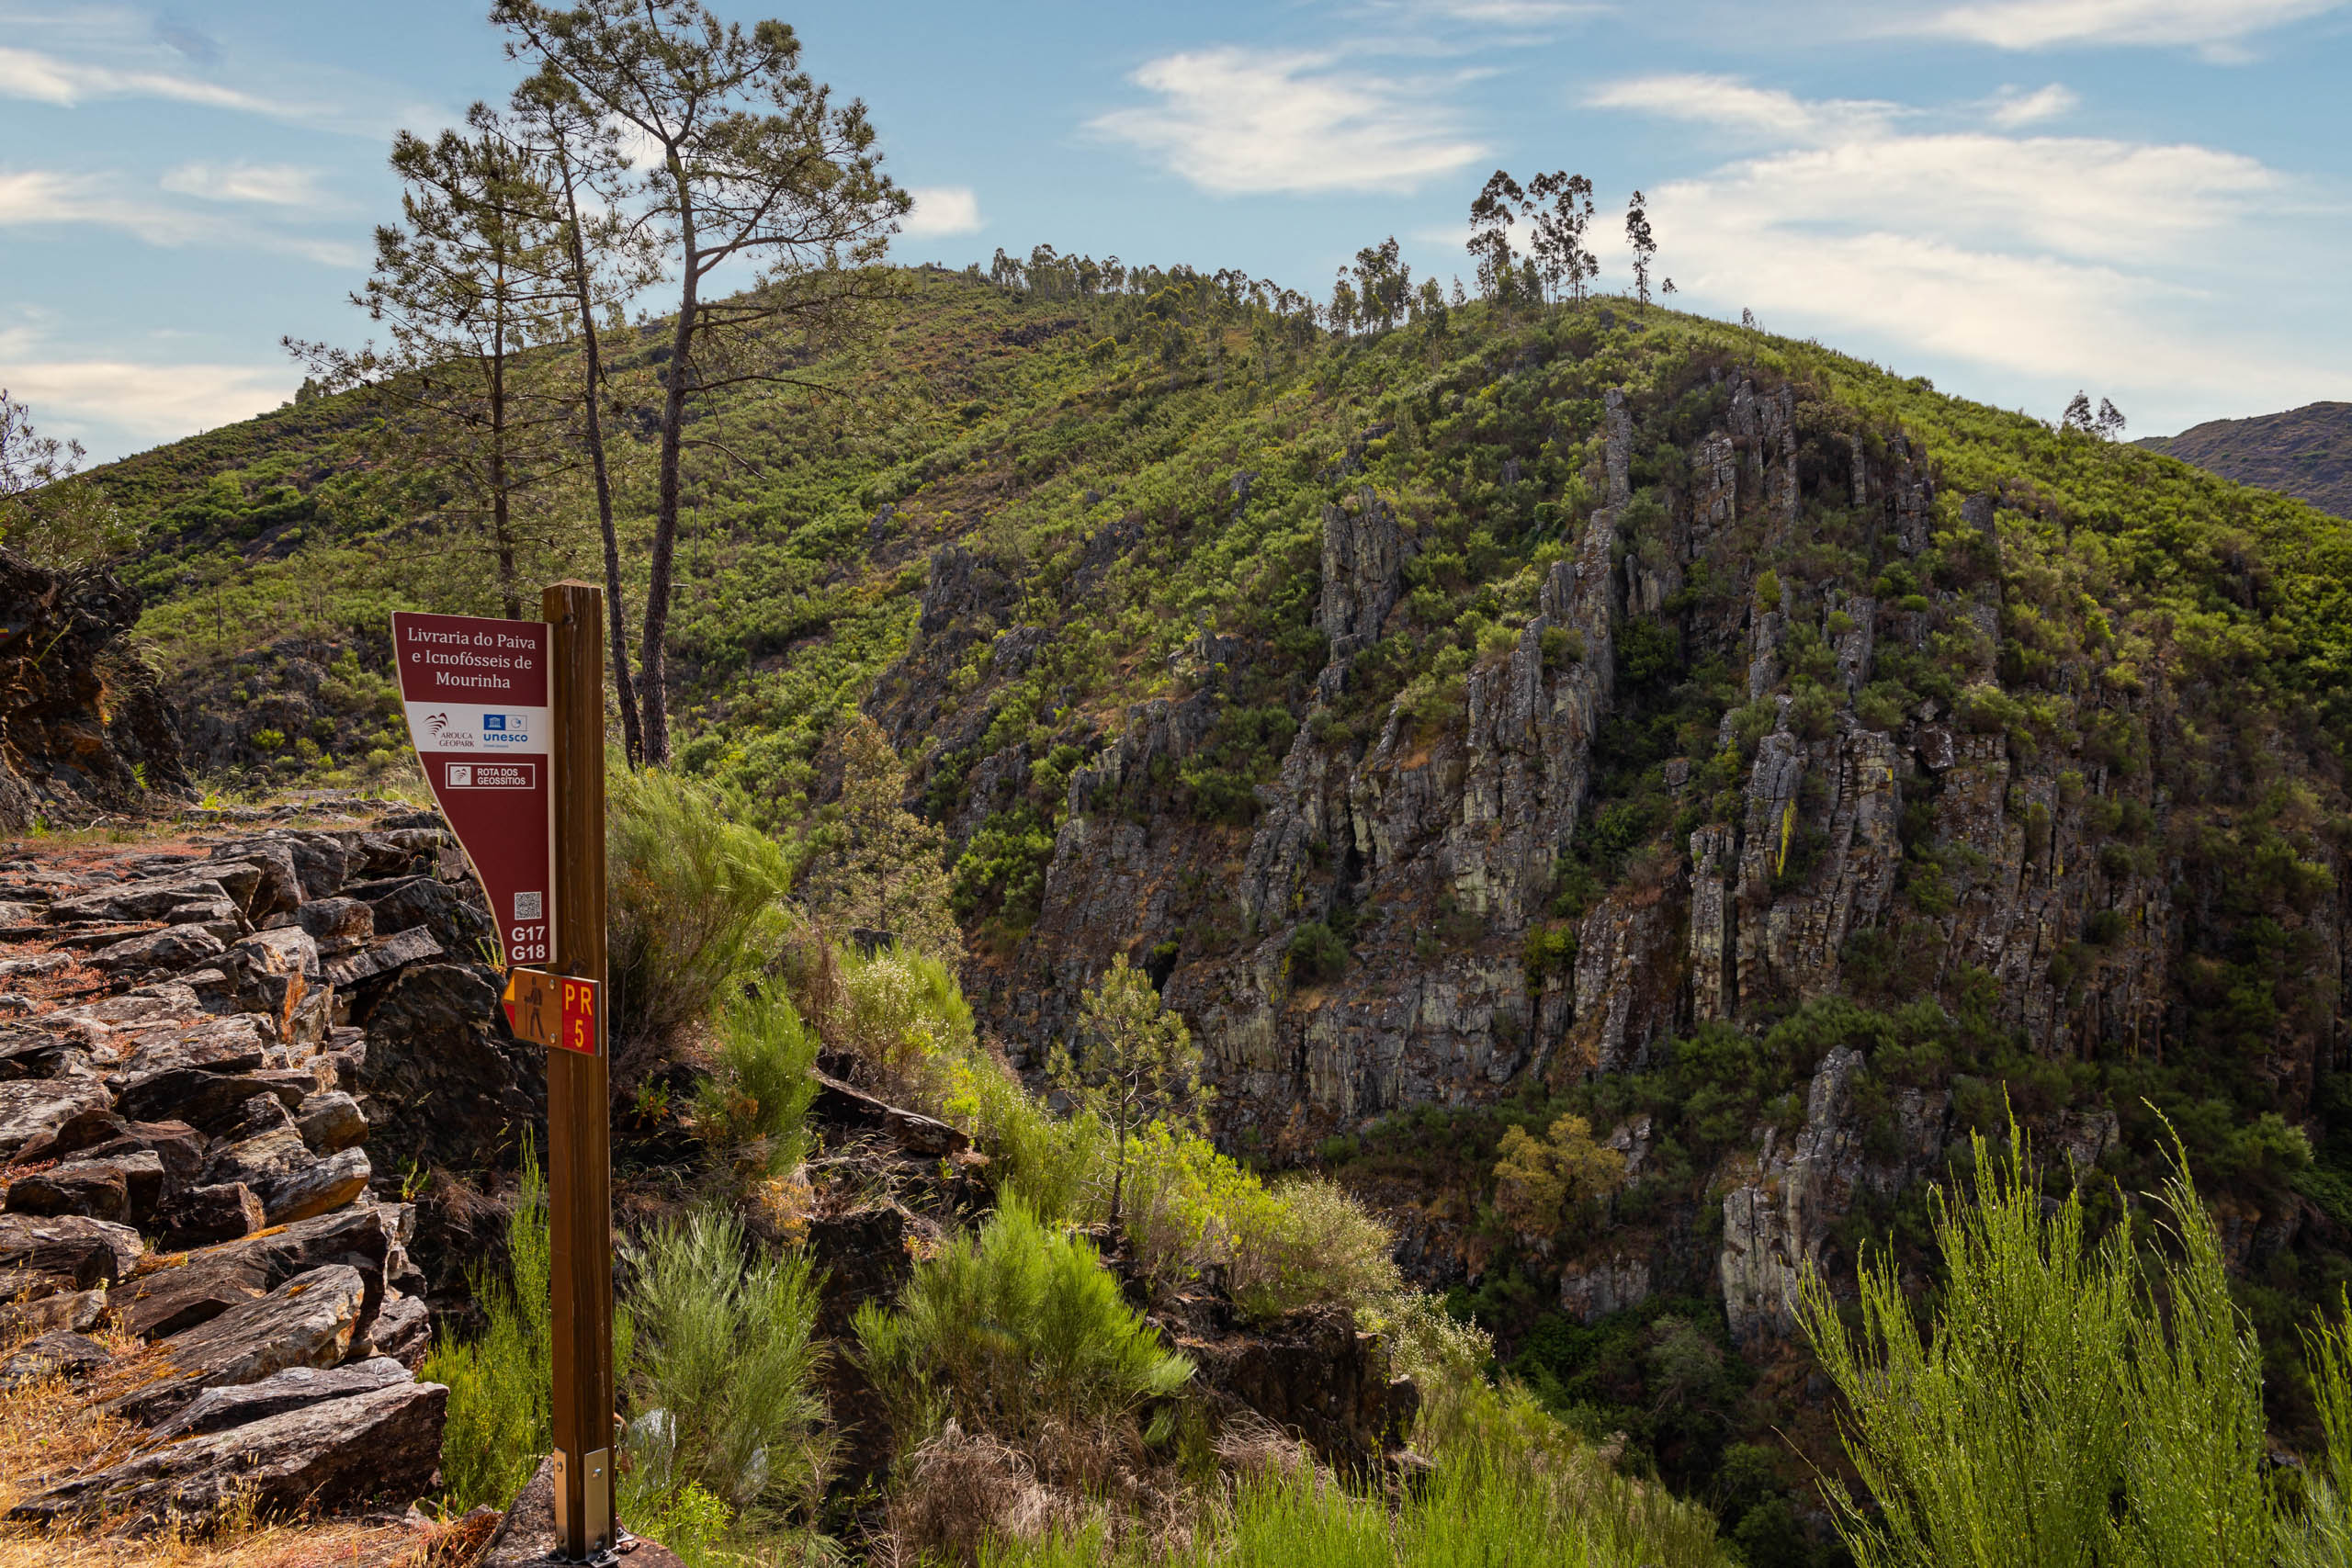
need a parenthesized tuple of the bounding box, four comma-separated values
(1985, 83, 2080, 127)
(160, 162, 328, 208)
(1090, 48, 1487, 196)
(0, 169, 365, 267)
(1913, 0, 2343, 52)
(1582, 74, 1900, 140)
(0, 42, 270, 112)
(899, 186, 984, 239)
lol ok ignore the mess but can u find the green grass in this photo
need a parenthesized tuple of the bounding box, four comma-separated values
(421, 1145, 552, 1512)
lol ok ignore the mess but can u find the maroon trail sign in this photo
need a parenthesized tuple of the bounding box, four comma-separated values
(391, 611, 555, 968)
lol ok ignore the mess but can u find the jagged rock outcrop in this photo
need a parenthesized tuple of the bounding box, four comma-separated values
(0, 547, 187, 832)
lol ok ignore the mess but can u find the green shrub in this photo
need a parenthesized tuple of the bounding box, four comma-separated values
(622, 1208, 831, 1519)
(1522, 919, 1578, 989)
(422, 1145, 551, 1511)
(1800, 1122, 2275, 1567)
(1227, 1176, 1404, 1323)
(835, 940, 978, 1097)
(1285, 919, 1347, 983)
(692, 990, 820, 1181)
(608, 768, 796, 1076)
(854, 1197, 1193, 1446)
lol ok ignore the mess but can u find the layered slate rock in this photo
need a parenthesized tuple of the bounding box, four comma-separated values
(0, 810, 511, 1534)
(110, 1263, 367, 1425)
(10, 1376, 448, 1534)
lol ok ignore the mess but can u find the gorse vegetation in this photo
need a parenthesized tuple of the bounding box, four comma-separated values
(1801, 1121, 2352, 1568)
(854, 1198, 1195, 1445)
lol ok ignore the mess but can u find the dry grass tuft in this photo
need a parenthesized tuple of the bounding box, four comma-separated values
(0, 1334, 480, 1567)
(886, 1421, 1092, 1567)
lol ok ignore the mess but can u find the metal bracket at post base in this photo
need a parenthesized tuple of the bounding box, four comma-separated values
(552, 1447, 616, 1562)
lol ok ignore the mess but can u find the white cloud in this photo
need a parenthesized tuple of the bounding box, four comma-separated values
(899, 186, 983, 239)
(0, 43, 270, 112)
(1583, 74, 1900, 140)
(0, 169, 366, 267)
(1589, 75, 2340, 429)
(1090, 48, 1488, 196)
(0, 331, 288, 452)
(1986, 83, 2080, 127)
(160, 161, 326, 208)
(1915, 0, 2342, 51)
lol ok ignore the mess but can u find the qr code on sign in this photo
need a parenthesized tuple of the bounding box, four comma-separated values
(514, 891, 543, 920)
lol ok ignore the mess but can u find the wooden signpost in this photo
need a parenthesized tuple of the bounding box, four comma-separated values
(396, 583, 614, 1561)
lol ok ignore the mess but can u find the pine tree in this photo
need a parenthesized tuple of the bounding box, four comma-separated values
(1049, 954, 1204, 1233)
(1525, 171, 1597, 305)
(1625, 189, 1658, 310)
(288, 105, 581, 620)
(1467, 169, 1525, 308)
(493, 0, 910, 765)
(796, 714, 958, 961)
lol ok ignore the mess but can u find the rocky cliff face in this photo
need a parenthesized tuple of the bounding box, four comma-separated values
(0, 547, 187, 832)
(876, 357, 2348, 1358)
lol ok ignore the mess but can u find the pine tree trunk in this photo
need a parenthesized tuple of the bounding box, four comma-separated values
(557, 155, 641, 765)
(639, 172, 699, 767)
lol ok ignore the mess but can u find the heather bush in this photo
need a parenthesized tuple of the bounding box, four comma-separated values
(607, 767, 796, 1076)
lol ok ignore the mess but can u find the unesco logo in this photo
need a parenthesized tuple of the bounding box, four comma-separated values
(481, 713, 528, 744)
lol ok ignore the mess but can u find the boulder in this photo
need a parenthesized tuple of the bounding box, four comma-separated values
(0, 1287, 105, 1340)
(0, 1212, 143, 1288)
(80, 1120, 205, 1192)
(0, 1077, 114, 1161)
(152, 1355, 410, 1441)
(356, 963, 542, 1173)
(260, 1147, 370, 1226)
(228, 927, 324, 1043)
(153, 1181, 267, 1252)
(294, 1090, 368, 1154)
(121, 1202, 406, 1338)
(210, 841, 301, 920)
(0, 1330, 111, 1390)
(118, 1067, 305, 1131)
(110, 1263, 367, 1424)
(5, 1158, 130, 1222)
(200, 1123, 307, 1192)
(11, 1374, 447, 1533)
(115, 1013, 273, 1076)
(353, 1288, 432, 1368)
(47, 874, 234, 925)
(86, 924, 228, 976)
(363, 877, 493, 961)
(322, 925, 444, 989)
(1182, 1306, 1419, 1474)
(0, 1028, 85, 1080)
(296, 897, 374, 949)
(280, 835, 352, 901)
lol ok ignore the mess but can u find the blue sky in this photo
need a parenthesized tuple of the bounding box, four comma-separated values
(3, 0, 2346, 462)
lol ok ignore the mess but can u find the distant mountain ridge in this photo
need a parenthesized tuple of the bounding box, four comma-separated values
(2139, 400, 2352, 518)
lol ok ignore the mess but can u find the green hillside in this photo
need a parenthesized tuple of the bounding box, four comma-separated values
(74, 265, 2352, 1551)
(2139, 400, 2352, 520)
